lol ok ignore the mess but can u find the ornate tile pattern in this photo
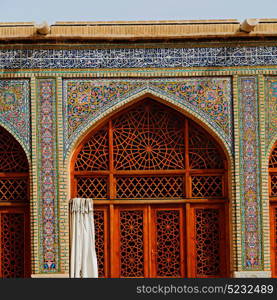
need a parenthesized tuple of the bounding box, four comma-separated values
(0, 79, 30, 153)
(150, 78, 231, 135)
(265, 78, 277, 148)
(1, 46, 277, 69)
(63, 78, 232, 157)
(64, 80, 145, 140)
(37, 79, 59, 272)
(239, 77, 262, 270)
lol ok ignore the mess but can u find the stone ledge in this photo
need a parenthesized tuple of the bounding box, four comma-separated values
(233, 271, 272, 278)
(1, 19, 277, 41)
(31, 273, 70, 278)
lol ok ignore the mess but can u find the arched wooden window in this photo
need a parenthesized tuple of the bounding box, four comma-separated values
(0, 127, 30, 278)
(71, 98, 229, 278)
(269, 143, 277, 277)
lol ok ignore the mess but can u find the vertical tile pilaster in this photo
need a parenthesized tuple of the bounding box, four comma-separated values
(258, 75, 271, 272)
(36, 78, 59, 273)
(238, 76, 263, 270)
(56, 77, 70, 273)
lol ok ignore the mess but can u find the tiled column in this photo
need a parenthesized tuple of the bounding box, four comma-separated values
(233, 76, 270, 277)
(32, 78, 60, 276)
(57, 77, 70, 274)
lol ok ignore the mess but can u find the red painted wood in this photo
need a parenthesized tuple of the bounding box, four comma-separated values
(72, 99, 229, 278)
(269, 142, 277, 277)
(0, 127, 30, 278)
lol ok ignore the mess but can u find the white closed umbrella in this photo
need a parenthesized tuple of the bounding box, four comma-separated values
(70, 198, 98, 278)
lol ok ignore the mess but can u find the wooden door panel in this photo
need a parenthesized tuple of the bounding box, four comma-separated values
(150, 205, 185, 278)
(188, 204, 226, 278)
(94, 203, 228, 278)
(270, 204, 277, 277)
(0, 208, 29, 278)
(113, 205, 148, 278)
(93, 206, 109, 278)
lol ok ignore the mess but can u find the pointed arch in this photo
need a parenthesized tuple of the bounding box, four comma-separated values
(67, 95, 234, 278)
(65, 90, 233, 170)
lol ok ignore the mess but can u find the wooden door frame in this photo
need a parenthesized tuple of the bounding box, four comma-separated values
(188, 203, 228, 278)
(0, 177, 30, 278)
(0, 126, 31, 278)
(270, 201, 277, 278)
(113, 204, 149, 278)
(268, 141, 277, 278)
(150, 204, 186, 278)
(0, 204, 31, 278)
(70, 98, 230, 278)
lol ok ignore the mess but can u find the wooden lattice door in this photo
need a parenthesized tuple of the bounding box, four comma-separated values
(72, 99, 229, 278)
(0, 127, 30, 278)
(269, 143, 277, 277)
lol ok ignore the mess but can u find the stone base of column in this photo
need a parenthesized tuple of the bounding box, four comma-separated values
(31, 273, 70, 278)
(233, 271, 271, 278)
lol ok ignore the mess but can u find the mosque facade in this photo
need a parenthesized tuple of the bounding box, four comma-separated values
(0, 19, 277, 278)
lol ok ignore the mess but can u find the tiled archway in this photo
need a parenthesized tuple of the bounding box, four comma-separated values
(71, 98, 230, 278)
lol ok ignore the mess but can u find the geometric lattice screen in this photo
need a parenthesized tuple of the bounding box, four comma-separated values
(195, 208, 221, 276)
(269, 143, 277, 277)
(0, 126, 30, 278)
(73, 99, 228, 278)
